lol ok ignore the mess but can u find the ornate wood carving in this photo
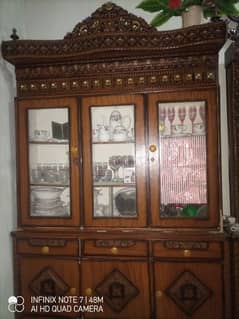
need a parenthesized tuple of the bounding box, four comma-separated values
(165, 270, 212, 315)
(29, 267, 69, 296)
(164, 241, 209, 250)
(94, 239, 136, 248)
(95, 269, 139, 313)
(1, 22, 225, 65)
(64, 2, 156, 38)
(1, 3, 225, 98)
(29, 238, 66, 247)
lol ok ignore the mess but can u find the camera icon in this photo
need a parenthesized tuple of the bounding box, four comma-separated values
(8, 296, 25, 313)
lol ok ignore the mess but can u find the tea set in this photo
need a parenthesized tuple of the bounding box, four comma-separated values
(93, 110, 132, 142)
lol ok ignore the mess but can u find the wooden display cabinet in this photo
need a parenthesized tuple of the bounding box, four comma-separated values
(17, 98, 80, 227)
(2, 2, 231, 319)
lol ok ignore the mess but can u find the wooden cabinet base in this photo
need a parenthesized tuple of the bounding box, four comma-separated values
(13, 231, 231, 319)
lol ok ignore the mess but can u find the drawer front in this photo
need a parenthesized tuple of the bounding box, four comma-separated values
(84, 239, 148, 257)
(16, 238, 78, 256)
(153, 240, 222, 258)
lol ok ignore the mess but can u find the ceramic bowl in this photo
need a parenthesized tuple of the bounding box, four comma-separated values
(31, 187, 63, 200)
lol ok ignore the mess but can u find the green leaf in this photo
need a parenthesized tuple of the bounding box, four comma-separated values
(214, 1, 239, 16)
(136, 0, 168, 13)
(150, 11, 174, 26)
(181, 0, 202, 9)
(203, 8, 215, 18)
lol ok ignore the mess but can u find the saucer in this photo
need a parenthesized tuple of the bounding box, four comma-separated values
(171, 132, 187, 137)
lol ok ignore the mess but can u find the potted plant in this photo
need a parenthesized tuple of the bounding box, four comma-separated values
(136, 0, 239, 27)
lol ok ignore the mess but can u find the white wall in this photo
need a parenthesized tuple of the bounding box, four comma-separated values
(0, 1, 230, 317)
(0, 1, 25, 318)
(23, 0, 181, 40)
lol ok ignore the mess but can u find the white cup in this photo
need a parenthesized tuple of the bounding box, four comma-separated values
(192, 123, 205, 135)
(171, 124, 187, 136)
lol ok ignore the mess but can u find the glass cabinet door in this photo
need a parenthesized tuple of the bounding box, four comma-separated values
(82, 95, 146, 227)
(18, 98, 80, 226)
(148, 91, 220, 228)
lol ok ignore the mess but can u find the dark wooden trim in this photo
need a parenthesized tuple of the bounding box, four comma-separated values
(225, 42, 239, 222)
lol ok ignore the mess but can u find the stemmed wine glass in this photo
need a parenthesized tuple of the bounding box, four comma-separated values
(199, 104, 206, 123)
(178, 107, 186, 125)
(94, 162, 108, 182)
(159, 107, 166, 134)
(189, 106, 197, 133)
(109, 156, 122, 182)
(168, 107, 175, 136)
(122, 155, 135, 168)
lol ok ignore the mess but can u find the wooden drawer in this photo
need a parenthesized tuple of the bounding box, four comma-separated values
(83, 239, 148, 257)
(16, 238, 78, 256)
(153, 240, 222, 259)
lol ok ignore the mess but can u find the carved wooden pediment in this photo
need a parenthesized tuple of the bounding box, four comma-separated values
(64, 2, 156, 38)
(1, 2, 226, 65)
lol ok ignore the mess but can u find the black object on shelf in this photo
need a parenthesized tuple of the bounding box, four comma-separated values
(52, 122, 69, 140)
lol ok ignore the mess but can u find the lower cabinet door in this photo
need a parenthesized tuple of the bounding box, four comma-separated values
(81, 260, 150, 319)
(18, 257, 79, 317)
(154, 262, 223, 319)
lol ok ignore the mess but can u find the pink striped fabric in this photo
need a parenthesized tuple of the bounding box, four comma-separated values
(159, 135, 207, 204)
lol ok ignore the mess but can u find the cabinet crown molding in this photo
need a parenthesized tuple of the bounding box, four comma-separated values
(1, 2, 226, 65)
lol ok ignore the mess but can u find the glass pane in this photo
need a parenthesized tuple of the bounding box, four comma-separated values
(158, 101, 207, 219)
(28, 108, 70, 217)
(91, 105, 136, 218)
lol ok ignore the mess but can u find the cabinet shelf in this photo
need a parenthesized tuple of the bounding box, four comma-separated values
(29, 140, 69, 145)
(30, 183, 69, 187)
(93, 182, 135, 187)
(92, 140, 135, 145)
(160, 134, 206, 139)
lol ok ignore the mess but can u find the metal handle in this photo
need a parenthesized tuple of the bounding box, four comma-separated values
(183, 249, 191, 257)
(41, 246, 49, 254)
(69, 287, 77, 295)
(149, 144, 157, 152)
(85, 288, 93, 296)
(156, 290, 163, 298)
(111, 247, 119, 255)
(71, 146, 78, 155)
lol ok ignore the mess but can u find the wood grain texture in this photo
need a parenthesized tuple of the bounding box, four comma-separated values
(231, 238, 239, 319)
(225, 42, 239, 222)
(81, 94, 147, 228)
(154, 262, 223, 319)
(19, 257, 79, 317)
(81, 260, 150, 319)
(17, 97, 80, 227)
(148, 89, 220, 228)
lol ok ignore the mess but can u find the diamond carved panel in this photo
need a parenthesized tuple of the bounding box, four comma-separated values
(95, 269, 139, 312)
(29, 267, 70, 296)
(165, 270, 212, 315)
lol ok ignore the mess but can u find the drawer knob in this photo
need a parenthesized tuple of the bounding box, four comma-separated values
(71, 146, 78, 155)
(184, 249, 191, 257)
(156, 290, 163, 298)
(111, 247, 118, 254)
(149, 144, 157, 152)
(69, 288, 77, 295)
(41, 246, 49, 254)
(85, 288, 93, 296)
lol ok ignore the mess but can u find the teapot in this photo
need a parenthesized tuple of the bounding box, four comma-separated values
(109, 110, 131, 140)
(97, 125, 110, 142)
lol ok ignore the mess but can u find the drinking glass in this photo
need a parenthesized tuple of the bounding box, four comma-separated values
(109, 156, 122, 182)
